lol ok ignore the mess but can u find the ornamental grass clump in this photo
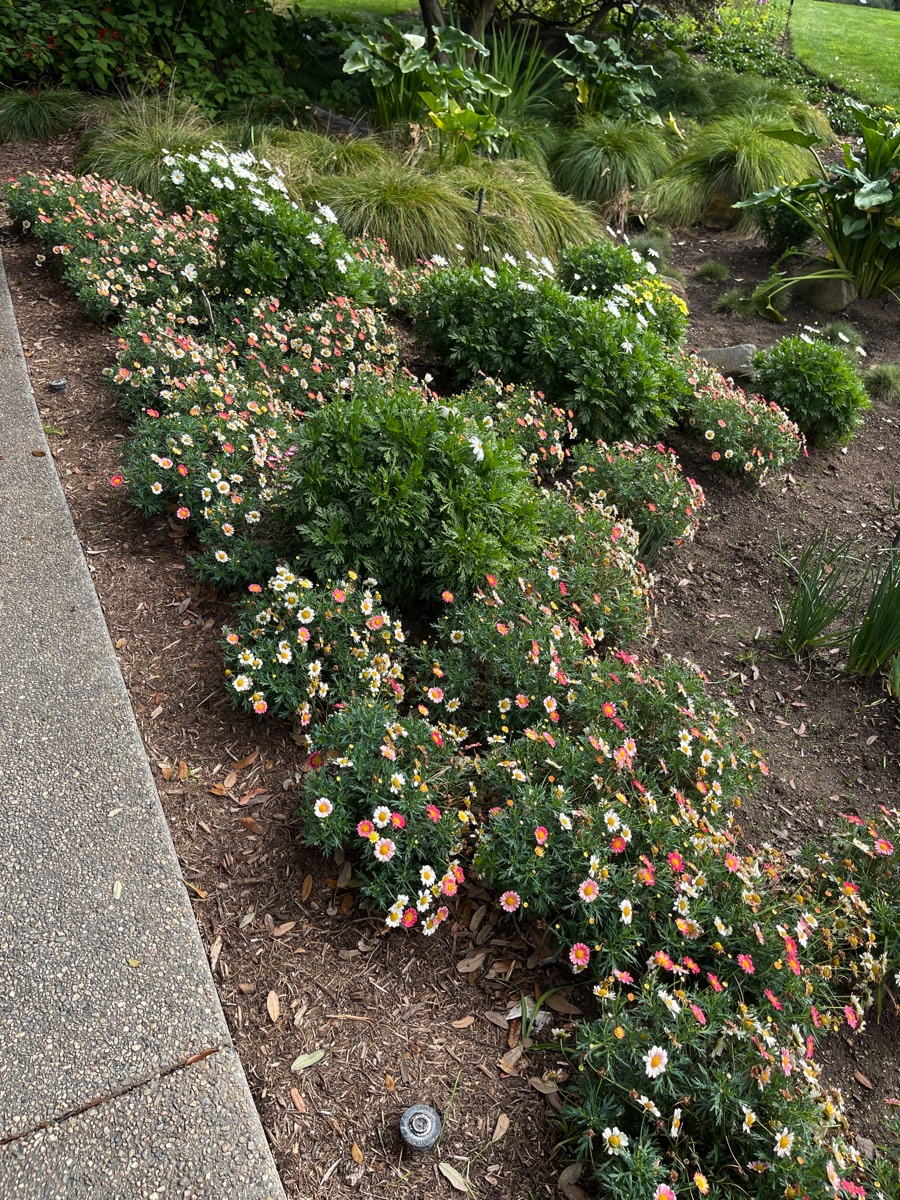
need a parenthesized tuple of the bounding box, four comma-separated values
(643, 112, 819, 230)
(550, 116, 673, 220)
(0, 86, 87, 142)
(570, 440, 706, 565)
(680, 357, 805, 478)
(753, 337, 871, 446)
(74, 93, 216, 197)
(281, 373, 543, 608)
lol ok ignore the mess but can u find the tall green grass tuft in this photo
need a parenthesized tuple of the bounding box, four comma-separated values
(703, 73, 834, 143)
(865, 363, 900, 403)
(451, 158, 600, 263)
(774, 527, 860, 659)
(276, 130, 394, 182)
(847, 551, 900, 675)
(643, 112, 819, 229)
(550, 115, 673, 220)
(75, 94, 215, 196)
(309, 165, 473, 265)
(0, 87, 87, 142)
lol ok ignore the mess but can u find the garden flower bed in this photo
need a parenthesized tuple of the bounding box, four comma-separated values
(1, 133, 899, 1200)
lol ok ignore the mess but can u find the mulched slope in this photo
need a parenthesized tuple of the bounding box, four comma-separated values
(2, 138, 898, 1193)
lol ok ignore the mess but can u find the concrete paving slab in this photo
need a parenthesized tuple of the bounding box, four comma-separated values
(0, 1049, 285, 1200)
(0, 250, 285, 1196)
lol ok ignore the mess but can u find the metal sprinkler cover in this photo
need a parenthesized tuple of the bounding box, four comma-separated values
(399, 1104, 441, 1150)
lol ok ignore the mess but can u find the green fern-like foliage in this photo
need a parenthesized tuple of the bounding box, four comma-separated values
(282, 373, 542, 608)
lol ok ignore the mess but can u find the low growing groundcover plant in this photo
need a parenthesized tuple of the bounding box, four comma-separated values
(8, 160, 893, 1200)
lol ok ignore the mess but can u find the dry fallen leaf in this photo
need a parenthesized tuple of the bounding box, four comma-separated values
(241, 816, 264, 835)
(351, 1141, 363, 1165)
(234, 749, 259, 770)
(492, 1113, 510, 1142)
(385, 1073, 395, 1092)
(452, 1015, 475, 1029)
(301, 874, 313, 902)
(498, 1045, 523, 1076)
(456, 951, 487, 974)
(854, 1070, 874, 1090)
(483, 1011, 508, 1030)
(177, 760, 188, 781)
(272, 921, 296, 937)
(267, 990, 280, 1023)
(438, 1162, 469, 1193)
(223, 770, 238, 790)
(529, 1076, 558, 1095)
(209, 935, 223, 974)
(545, 994, 582, 1016)
(290, 1086, 306, 1113)
(291, 1048, 327, 1072)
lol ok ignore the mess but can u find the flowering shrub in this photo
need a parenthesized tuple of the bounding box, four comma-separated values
(454, 377, 576, 479)
(5, 172, 217, 322)
(571, 440, 706, 564)
(160, 144, 373, 308)
(281, 373, 542, 607)
(559, 238, 689, 345)
(754, 337, 871, 447)
(414, 259, 689, 442)
(681, 357, 805, 478)
(296, 697, 467, 930)
(223, 571, 406, 726)
(113, 291, 399, 589)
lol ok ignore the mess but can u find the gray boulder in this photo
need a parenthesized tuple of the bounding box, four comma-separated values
(695, 343, 758, 380)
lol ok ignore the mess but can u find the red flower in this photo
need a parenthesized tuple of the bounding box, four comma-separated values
(737, 954, 755, 975)
(109, 473, 124, 487)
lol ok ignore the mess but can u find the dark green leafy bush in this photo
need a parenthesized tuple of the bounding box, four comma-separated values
(0, 0, 294, 112)
(414, 261, 689, 442)
(753, 336, 871, 446)
(281, 373, 542, 608)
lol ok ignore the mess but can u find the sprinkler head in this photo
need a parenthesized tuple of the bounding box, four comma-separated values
(399, 1104, 441, 1151)
(48, 379, 68, 392)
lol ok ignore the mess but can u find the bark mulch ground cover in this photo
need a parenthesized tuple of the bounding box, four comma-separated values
(2, 137, 898, 1197)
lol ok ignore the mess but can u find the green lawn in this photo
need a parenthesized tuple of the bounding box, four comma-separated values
(791, 0, 900, 110)
(288, 0, 414, 16)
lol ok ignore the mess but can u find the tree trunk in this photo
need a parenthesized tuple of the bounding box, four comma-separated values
(419, 0, 446, 53)
(471, 0, 500, 43)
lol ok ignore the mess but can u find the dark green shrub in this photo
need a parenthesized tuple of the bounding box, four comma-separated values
(414, 261, 689, 442)
(281, 374, 542, 608)
(0, 0, 293, 113)
(752, 199, 814, 257)
(754, 336, 871, 445)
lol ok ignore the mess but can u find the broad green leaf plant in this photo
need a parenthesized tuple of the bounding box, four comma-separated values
(341, 20, 510, 164)
(737, 103, 900, 312)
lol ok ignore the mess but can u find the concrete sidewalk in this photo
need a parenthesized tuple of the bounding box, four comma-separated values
(0, 253, 286, 1198)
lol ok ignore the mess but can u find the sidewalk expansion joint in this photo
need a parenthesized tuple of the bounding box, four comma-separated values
(0, 1046, 223, 1147)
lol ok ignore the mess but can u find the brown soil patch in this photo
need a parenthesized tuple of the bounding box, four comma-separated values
(2, 140, 899, 1193)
